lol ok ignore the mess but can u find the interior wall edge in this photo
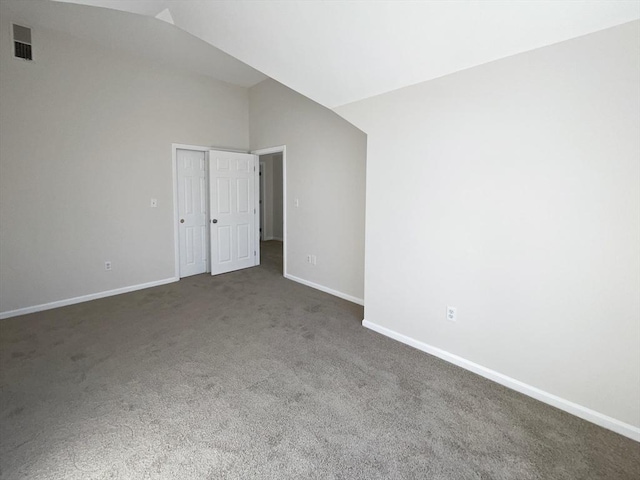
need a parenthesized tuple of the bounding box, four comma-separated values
(285, 273, 364, 306)
(362, 319, 640, 442)
(0, 277, 179, 320)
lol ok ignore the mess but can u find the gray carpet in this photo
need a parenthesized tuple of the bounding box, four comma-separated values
(1, 241, 638, 479)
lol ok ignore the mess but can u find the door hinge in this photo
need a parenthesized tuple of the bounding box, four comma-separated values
(254, 208, 256, 214)
(254, 251, 256, 256)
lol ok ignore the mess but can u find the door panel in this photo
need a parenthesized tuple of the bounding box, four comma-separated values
(237, 224, 250, 259)
(210, 150, 257, 275)
(218, 225, 232, 263)
(177, 149, 208, 277)
(237, 178, 249, 213)
(217, 178, 231, 214)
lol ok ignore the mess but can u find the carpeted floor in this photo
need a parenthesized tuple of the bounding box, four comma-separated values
(1, 241, 638, 479)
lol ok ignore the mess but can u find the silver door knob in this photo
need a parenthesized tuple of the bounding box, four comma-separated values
(180, 219, 185, 224)
(212, 219, 218, 224)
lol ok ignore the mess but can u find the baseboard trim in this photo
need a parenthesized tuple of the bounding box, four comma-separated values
(362, 319, 640, 442)
(0, 277, 180, 320)
(284, 274, 364, 306)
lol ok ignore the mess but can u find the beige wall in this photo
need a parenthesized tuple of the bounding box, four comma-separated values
(259, 153, 284, 241)
(0, 18, 249, 314)
(337, 21, 640, 429)
(272, 154, 283, 240)
(250, 80, 366, 302)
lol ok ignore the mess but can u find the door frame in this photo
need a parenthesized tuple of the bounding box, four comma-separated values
(251, 145, 287, 277)
(172, 143, 211, 278)
(259, 160, 266, 241)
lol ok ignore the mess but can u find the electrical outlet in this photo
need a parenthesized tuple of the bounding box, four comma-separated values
(307, 254, 312, 263)
(446, 306, 457, 322)
(105, 261, 112, 271)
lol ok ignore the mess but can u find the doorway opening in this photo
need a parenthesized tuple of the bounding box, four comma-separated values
(253, 146, 286, 277)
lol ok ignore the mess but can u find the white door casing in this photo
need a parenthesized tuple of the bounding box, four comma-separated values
(177, 149, 209, 277)
(259, 161, 265, 241)
(210, 150, 258, 275)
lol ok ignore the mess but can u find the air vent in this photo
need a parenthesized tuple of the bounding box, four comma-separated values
(12, 24, 32, 61)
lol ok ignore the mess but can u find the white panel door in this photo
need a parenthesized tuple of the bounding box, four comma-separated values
(210, 150, 257, 275)
(177, 149, 209, 277)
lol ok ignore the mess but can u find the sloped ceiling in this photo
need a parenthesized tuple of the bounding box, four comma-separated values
(3, 0, 265, 87)
(55, 0, 640, 108)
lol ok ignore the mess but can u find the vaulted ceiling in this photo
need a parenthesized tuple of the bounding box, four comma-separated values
(2, 0, 266, 87)
(52, 0, 640, 108)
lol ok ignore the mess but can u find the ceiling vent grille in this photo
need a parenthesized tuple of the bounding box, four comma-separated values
(12, 24, 32, 61)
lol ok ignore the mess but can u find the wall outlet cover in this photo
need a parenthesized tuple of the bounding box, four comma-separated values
(446, 306, 457, 321)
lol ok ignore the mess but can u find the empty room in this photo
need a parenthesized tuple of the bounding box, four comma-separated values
(0, 0, 638, 478)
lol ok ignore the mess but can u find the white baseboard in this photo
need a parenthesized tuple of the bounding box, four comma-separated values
(285, 274, 364, 306)
(362, 319, 640, 442)
(0, 277, 180, 320)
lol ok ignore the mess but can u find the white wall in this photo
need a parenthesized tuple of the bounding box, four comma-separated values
(259, 153, 284, 241)
(259, 154, 274, 240)
(272, 154, 283, 240)
(337, 21, 640, 431)
(250, 80, 366, 302)
(0, 16, 249, 315)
